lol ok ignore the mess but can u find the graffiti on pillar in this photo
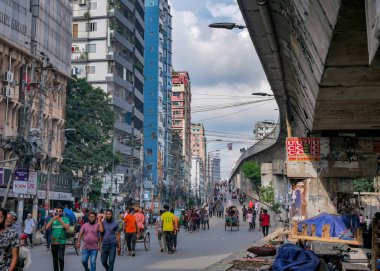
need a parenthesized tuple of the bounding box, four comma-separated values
(289, 180, 308, 221)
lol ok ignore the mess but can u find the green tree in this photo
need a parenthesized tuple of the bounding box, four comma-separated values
(241, 161, 261, 192)
(62, 78, 117, 199)
(353, 178, 375, 192)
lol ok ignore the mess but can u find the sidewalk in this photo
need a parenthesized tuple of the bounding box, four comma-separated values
(202, 228, 283, 271)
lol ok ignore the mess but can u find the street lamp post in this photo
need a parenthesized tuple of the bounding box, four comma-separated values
(209, 22, 247, 30)
(251, 92, 274, 97)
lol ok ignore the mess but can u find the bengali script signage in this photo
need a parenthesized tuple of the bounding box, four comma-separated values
(12, 169, 28, 194)
(286, 137, 321, 162)
(26, 171, 37, 195)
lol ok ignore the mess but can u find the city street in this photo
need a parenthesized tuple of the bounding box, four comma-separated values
(28, 212, 265, 271)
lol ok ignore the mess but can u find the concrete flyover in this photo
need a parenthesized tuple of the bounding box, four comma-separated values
(230, 0, 380, 217)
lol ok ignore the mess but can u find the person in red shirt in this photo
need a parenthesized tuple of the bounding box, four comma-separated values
(124, 208, 137, 256)
(259, 209, 270, 237)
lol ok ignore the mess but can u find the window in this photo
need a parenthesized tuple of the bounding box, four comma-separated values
(88, 1, 97, 10)
(147, 165, 152, 170)
(85, 44, 96, 53)
(147, 148, 152, 156)
(86, 22, 97, 32)
(85, 66, 95, 74)
(72, 24, 78, 38)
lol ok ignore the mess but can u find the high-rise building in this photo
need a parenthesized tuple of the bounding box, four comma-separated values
(254, 121, 276, 140)
(211, 157, 221, 183)
(71, 0, 145, 179)
(0, 0, 72, 171)
(172, 71, 192, 190)
(144, 0, 172, 200)
(191, 123, 206, 169)
(191, 157, 204, 205)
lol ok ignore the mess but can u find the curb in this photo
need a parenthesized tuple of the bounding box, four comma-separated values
(202, 228, 283, 271)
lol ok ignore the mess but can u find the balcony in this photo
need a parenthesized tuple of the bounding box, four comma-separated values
(112, 96, 133, 111)
(115, 120, 132, 134)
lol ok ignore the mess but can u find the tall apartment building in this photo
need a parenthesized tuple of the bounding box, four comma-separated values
(191, 157, 204, 205)
(191, 123, 206, 169)
(71, 0, 145, 178)
(172, 71, 192, 190)
(144, 0, 172, 199)
(254, 121, 276, 140)
(0, 0, 72, 212)
(211, 157, 221, 183)
(0, 0, 71, 171)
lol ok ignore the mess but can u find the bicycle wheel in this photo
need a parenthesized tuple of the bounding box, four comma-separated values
(144, 232, 150, 251)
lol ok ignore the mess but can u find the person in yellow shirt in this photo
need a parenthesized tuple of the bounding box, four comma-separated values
(171, 209, 179, 251)
(161, 205, 175, 254)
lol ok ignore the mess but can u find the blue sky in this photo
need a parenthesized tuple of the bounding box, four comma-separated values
(170, 0, 279, 178)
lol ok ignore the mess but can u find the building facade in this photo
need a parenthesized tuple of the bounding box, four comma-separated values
(191, 157, 205, 206)
(191, 123, 206, 166)
(143, 0, 172, 200)
(254, 121, 276, 140)
(172, 71, 191, 192)
(71, 0, 145, 179)
(0, 0, 73, 215)
(211, 157, 221, 183)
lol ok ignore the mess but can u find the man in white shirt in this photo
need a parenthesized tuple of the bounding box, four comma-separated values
(24, 213, 35, 248)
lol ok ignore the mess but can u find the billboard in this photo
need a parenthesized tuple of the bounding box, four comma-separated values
(286, 137, 321, 161)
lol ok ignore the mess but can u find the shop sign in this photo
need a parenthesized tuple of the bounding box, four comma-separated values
(37, 190, 73, 201)
(12, 169, 28, 194)
(286, 137, 321, 162)
(26, 171, 37, 195)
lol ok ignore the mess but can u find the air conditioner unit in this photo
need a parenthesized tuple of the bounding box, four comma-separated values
(78, 0, 87, 5)
(2, 86, 12, 97)
(3, 71, 14, 83)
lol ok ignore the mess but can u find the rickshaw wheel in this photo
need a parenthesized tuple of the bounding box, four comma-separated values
(144, 232, 150, 251)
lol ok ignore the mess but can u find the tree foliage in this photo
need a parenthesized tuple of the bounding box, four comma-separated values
(241, 161, 261, 191)
(62, 77, 116, 176)
(353, 178, 375, 192)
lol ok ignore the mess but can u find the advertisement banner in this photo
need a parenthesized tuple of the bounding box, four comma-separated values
(12, 169, 29, 194)
(26, 171, 38, 195)
(286, 137, 321, 161)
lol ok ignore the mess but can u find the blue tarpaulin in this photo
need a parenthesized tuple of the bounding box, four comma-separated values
(63, 208, 77, 225)
(273, 243, 320, 271)
(296, 213, 360, 239)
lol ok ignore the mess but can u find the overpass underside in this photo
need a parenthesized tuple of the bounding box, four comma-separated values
(232, 0, 380, 218)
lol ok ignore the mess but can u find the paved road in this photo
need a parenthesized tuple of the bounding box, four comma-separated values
(27, 207, 266, 270)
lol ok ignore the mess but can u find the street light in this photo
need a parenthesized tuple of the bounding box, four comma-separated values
(209, 22, 247, 30)
(252, 92, 274, 97)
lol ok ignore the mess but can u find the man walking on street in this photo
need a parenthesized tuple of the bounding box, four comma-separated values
(77, 211, 104, 271)
(124, 208, 137, 257)
(100, 209, 121, 271)
(24, 214, 35, 248)
(161, 205, 175, 254)
(260, 209, 270, 237)
(46, 206, 70, 271)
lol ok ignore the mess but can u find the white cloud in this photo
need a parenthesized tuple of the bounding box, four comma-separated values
(170, 1, 278, 178)
(205, 1, 244, 24)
